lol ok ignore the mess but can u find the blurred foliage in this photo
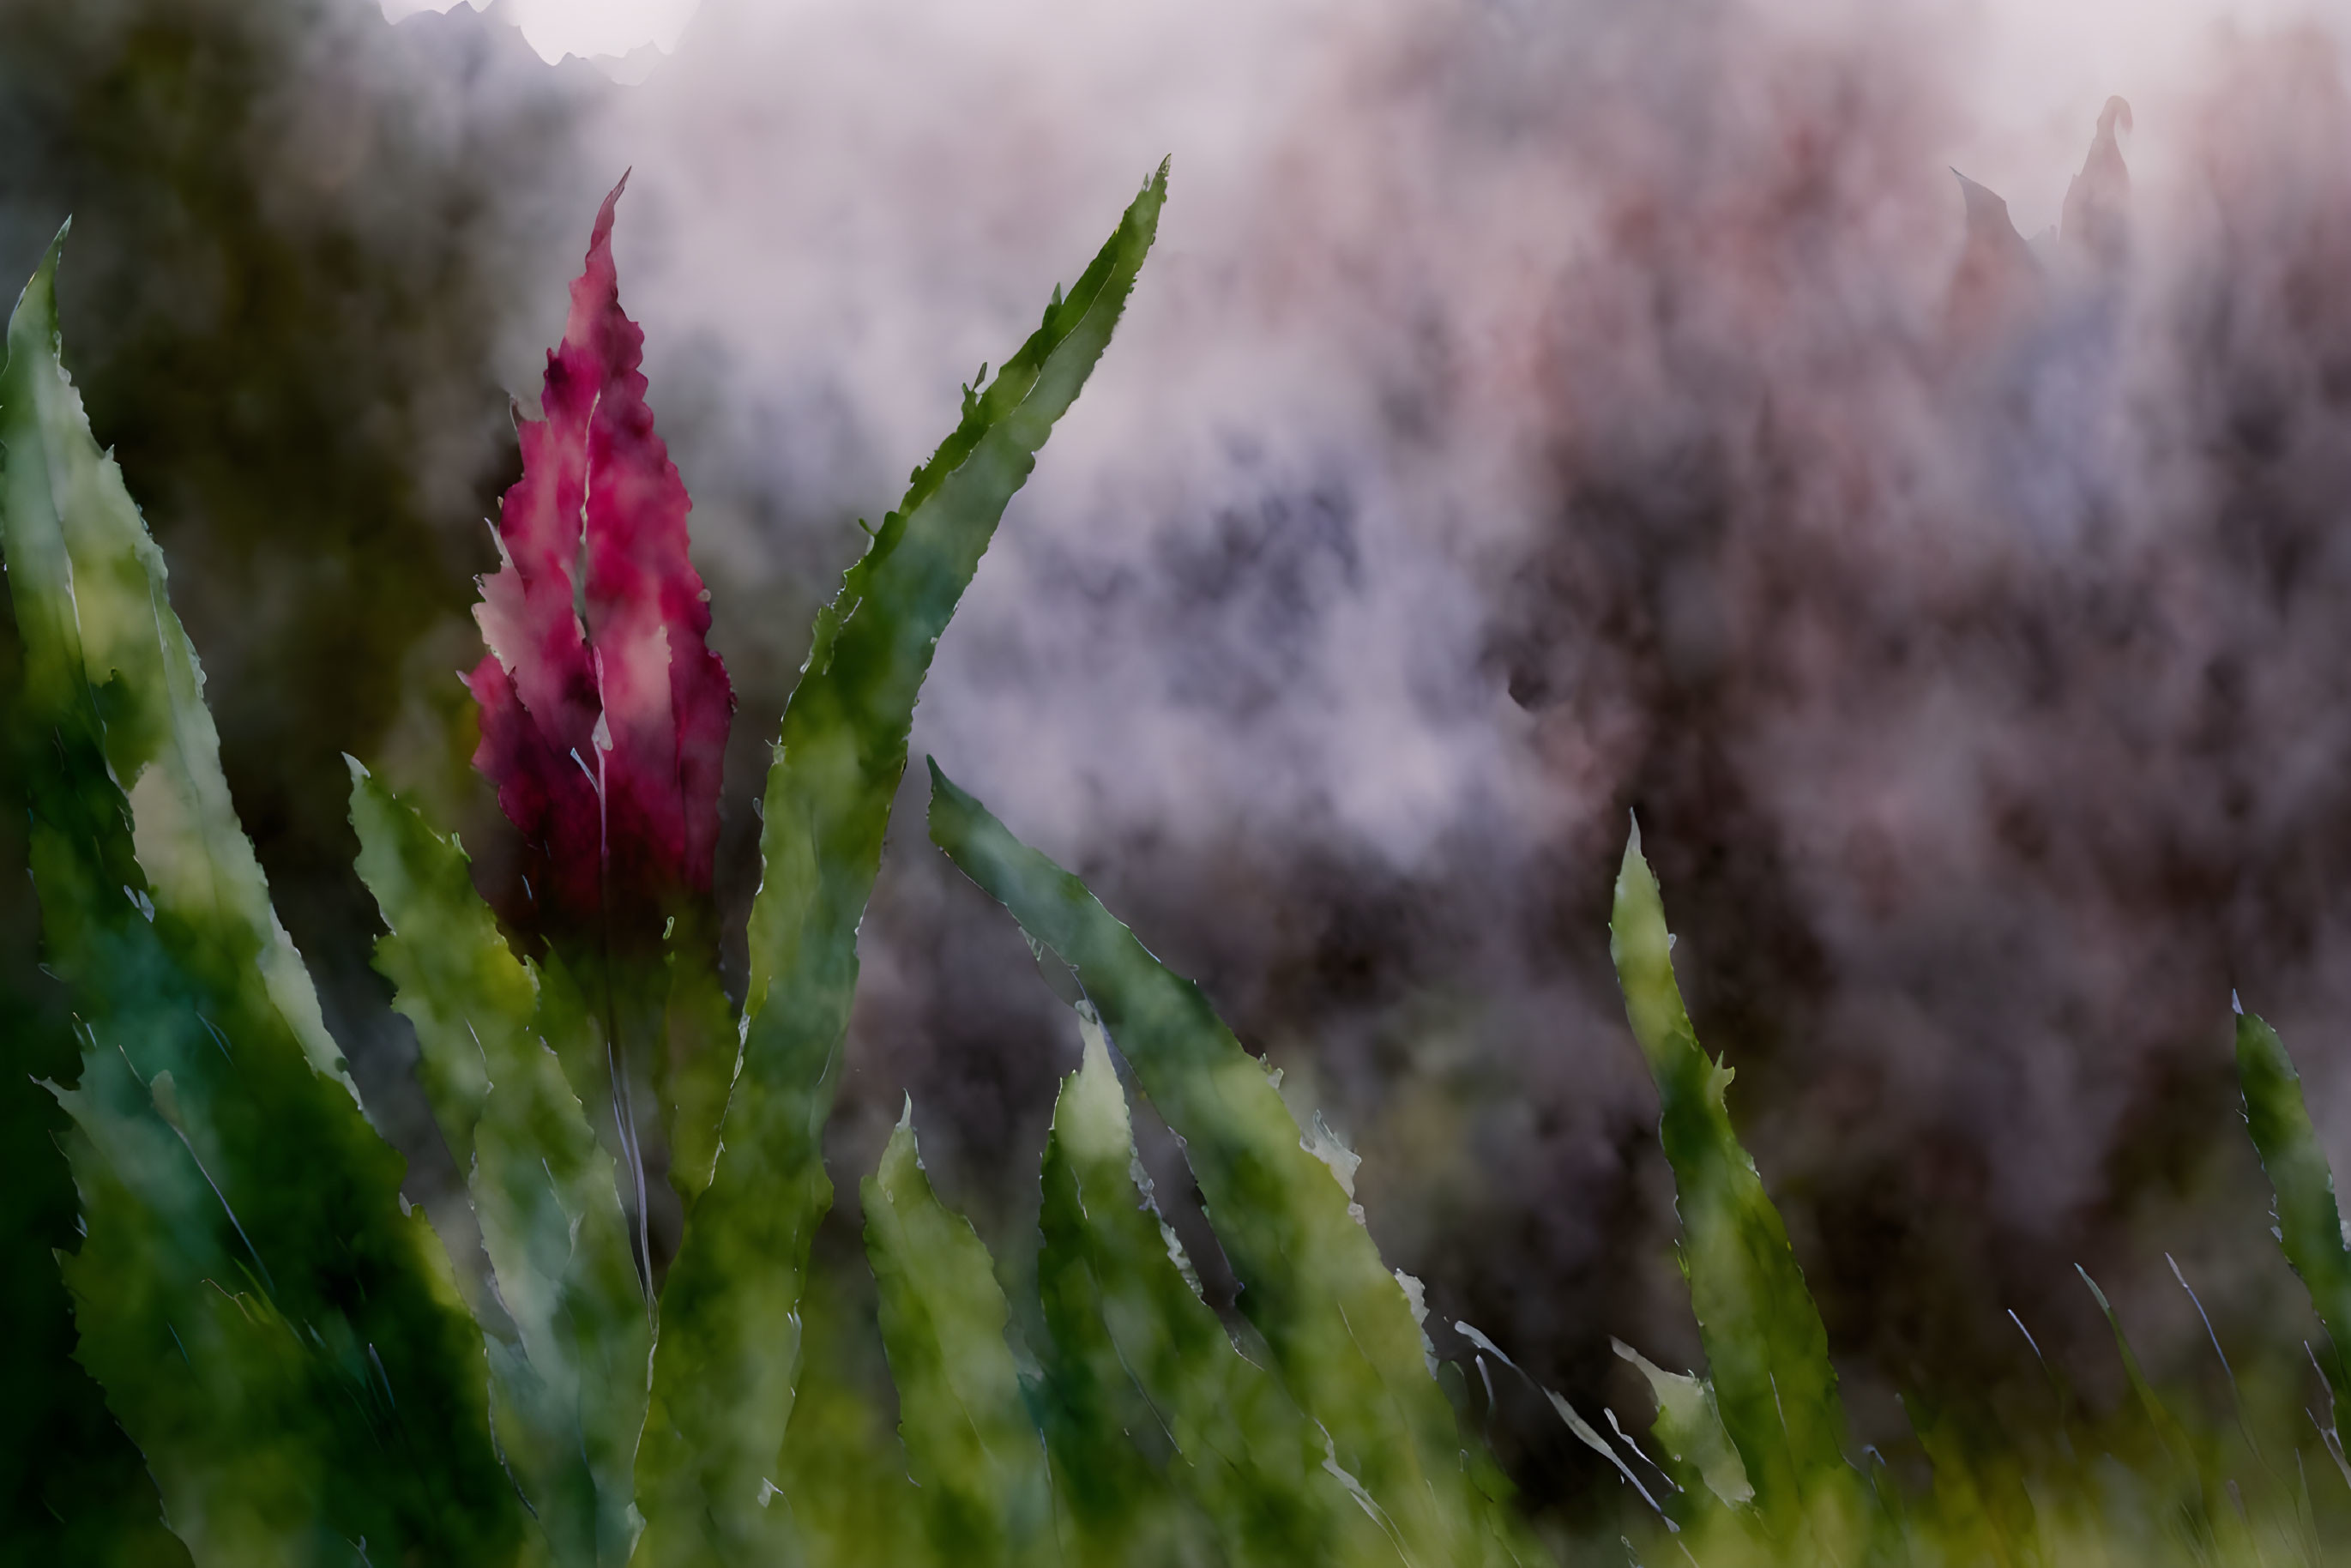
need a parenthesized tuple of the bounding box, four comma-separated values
(0, 3, 585, 1557)
(1596, 829, 2351, 1567)
(0, 0, 591, 1045)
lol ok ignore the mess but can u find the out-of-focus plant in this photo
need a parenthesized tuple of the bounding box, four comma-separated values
(1589, 827, 2351, 1566)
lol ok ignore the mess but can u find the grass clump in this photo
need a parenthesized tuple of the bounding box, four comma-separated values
(9, 157, 2351, 1568)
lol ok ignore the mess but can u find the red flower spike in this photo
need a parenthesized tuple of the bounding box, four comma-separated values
(468, 175, 735, 952)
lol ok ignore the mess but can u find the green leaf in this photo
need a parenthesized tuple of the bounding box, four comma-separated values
(0, 231, 520, 1563)
(348, 763, 651, 1566)
(2235, 1008, 2351, 1404)
(636, 162, 1166, 1565)
(0, 510, 185, 1566)
(1608, 819, 1866, 1552)
(2074, 1266, 2248, 1559)
(863, 1103, 1053, 1565)
(661, 917, 737, 1203)
(1032, 1008, 1214, 1566)
(1611, 1339, 1754, 1515)
(1035, 1004, 1383, 1566)
(926, 760, 1522, 1568)
(761, 1263, 927, 1568)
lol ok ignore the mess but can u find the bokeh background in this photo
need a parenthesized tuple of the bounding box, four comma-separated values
(12, 0, 2351, 1544)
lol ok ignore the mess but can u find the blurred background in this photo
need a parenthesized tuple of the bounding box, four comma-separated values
(10, 0, 2351, 1545)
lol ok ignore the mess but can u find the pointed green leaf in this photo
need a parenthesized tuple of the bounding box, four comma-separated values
(1036, 1004, 1388, 1566)
(761, 1265, 927, 1568)
(636, 164, 1166, 1565)
(864, 1104, 1052, 1564)
(347, 764, 519, 1173)
(0, 524, 185, 1566)
(349, 763, 651, 1566)
(1608, 820, 1864, 1550)
(661, 917, 736, 1202)
(1033, 1010, 1212, 1566)
(1610, 1339, 1752, 1514)
(926, 761, 1521, 1568)
(2074, 1265, 2253, 1560)
(2235, 1009, 2351, 1403)
(0, 232, 521, 1564)
(2077, 1267, 2200, 1481)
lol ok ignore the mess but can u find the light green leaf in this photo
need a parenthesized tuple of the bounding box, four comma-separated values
(760, 1265, 927, 1568)
(864, 1103, 1052, 1565)
(1611, 1338, 1753, 1512)
(926, 761, 1524, 1568)
(349, 763, 651, 1566)
(636, 163, 1166, 1565)
(1904, 1390, 2039, 1568)
(1036, 1004, 1385, 1566)
(1608, 818, 1865, 1552)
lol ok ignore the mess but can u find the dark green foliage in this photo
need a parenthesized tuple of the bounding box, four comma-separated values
(0, 236, 520, 1564)
(761, 1263, 929, 1566)
(0, 0, 586, 829)
(1600, 829, 2340, 1565)
(0, 542, 185, 1568)
(2077, 1266, 2201, 1485)
(2237, 1009, 2351, 1404)
(0, 7, 582, 1544)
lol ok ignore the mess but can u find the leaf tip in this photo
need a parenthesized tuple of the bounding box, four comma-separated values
(925, 757, 977, 845)
(2076, 1263, 2113, 1315)
(11, 218, 69, 342)
(877, 1095, 928, 1194)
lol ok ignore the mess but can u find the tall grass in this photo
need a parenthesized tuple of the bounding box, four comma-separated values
(6, 169, 2351, 1567)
